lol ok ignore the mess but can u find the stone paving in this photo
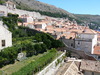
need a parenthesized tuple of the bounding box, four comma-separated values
(54, 61, 72, 75)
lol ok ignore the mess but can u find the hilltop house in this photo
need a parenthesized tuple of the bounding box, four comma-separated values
(75, 28, 97, 54)
(6, 1, 16, 10)
(19, 15, 34, 23)
(34, 22, 47, 30)
(0, 21, 12, 50)
(0, 11, 5, 16)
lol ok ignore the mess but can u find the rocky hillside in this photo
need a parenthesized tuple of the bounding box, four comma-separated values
(1, 0, 100, 29)
(2, 0, 75, 18)
(74, 14, 100, 29)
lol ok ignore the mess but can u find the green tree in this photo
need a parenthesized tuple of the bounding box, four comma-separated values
(34, 44, 42, 54)
(41, 44, 47, 53)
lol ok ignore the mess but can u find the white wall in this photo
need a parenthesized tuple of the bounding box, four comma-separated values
(20, 17, 33, 23)
(77, 33, 95, 39)
(0, 12, 5, 17)
(0, 5, 7, 16)
(75, 40, 92, 53)
(27, 17, 33, 23)
(91, 34, 97, 54)
(76, 33, 97, 54)
(0, 5, 42, 18)
(38, 52, 65, 75)
(0, 21, 12, 50)
(42, 23, 47, 29)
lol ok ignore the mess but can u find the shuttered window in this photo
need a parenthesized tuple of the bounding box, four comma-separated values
(2, 40, 5, 47)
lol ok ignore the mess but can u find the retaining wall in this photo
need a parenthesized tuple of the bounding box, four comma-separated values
(37, 51, 66, 75)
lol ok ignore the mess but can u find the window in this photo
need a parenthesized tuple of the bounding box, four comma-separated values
(71, 43, 73, 47)
(2, 40, 5, 47)
(92, 72, 94, 75)
(69, 37, 72, 39)
(98, 56, 100, 59)
(78, 41, 80, 44)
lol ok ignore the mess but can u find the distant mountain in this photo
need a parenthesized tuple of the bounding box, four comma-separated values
(74, 14, 100, 29)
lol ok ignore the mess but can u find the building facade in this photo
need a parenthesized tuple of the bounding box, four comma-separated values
(6, 1, 16, 10)
(0, 21, 12, 50)
(75, 33, 97, 54)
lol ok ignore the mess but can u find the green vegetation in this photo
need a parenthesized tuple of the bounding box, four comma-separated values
(0, 70, 2, 75)
(65, 51, 71, 57)
(0, 13, 65, 75)
(34, 10, 69, 18)
(16, 6, 70, 18)
(0, 0, 5, 5)
(2, 13, 41, 38)
(0, 46, 18, 68)
(0, 33, 64, 68)
(12, 49, 57, 75)
(34, 33, 65, 49)
(74, 14, 100, 29)
(0, 50, 62, 75)
(0, 52, 48, 75)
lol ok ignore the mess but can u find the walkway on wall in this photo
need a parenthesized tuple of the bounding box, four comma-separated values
(63, 42, 96, 61)
(54, 61, 72, 75)
(54, 60, 83, 75)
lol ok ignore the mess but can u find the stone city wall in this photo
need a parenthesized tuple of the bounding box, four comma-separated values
(37, 51, 66, 75)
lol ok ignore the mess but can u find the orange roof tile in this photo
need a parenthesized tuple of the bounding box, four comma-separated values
(93, 46, 100, 55)
(6, 1, 15, 4)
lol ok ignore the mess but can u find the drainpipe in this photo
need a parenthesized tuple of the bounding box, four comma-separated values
(79, 62, 81, 71)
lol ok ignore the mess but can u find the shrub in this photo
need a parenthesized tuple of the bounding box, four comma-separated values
(12, 49, 57, 75)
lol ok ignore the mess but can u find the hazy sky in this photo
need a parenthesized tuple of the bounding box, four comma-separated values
(37, 0, 100, 15)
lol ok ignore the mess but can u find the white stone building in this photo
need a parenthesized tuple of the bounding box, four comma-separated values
(0, 1, 42, 18)
(6, 1, 16, 10)
(34, 23, 47, 29)
(75, 31, 97, 54)
(57, 25, 98, 56)
(19, 15, 34, 23)
(80, 60, 100, 75)
(0, 21, 12, 50)
(0, 11, 5, 16)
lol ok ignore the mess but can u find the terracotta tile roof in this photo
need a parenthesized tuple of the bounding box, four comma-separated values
(18, 23, 22, 26)
(6, 1, 15, 4)
(66, 26, 97, 34)
(46, 25, 53, 28)
(34, 24, 43, 26)
(43, 30, 54, 34)
(83, 28, 97, 34)
(34, 21, 49, 24)
(80, 60, 100, 72)
(93, 46, 100, 55)
(54, 28, 66, 32)
(97, 36, 100, 38)
(0, 11, 4, 13)
(35, 28, 42, 31)
(64, 32, 76, 39)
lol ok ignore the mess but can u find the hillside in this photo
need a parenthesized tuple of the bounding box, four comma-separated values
(1, 0, 75, 18)
(1, 0, 100, 29)
(74, 14, 100, 29)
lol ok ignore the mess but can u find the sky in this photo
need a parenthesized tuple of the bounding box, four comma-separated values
(37, 0, 100, 15)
